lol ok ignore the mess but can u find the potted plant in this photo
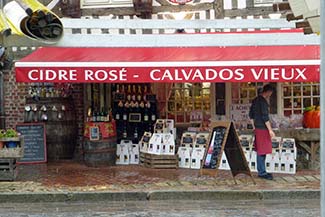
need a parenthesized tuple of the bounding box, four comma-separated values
(0, 130, 5, 149)
(4, 129, 19, 148)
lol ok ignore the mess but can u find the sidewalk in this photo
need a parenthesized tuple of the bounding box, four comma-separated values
(0, 160, 320, 202)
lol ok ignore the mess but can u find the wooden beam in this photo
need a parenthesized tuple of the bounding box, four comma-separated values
(286, 13, 303, 21)
(224, 6, 275, 17)
(296, 21, 310, 28)
(273, 2, 291, 11)
(81, 5, 275, 17)
(214, 0, 224, 19)
(154, 0, 171, 6)
(303, 27, 313, 34)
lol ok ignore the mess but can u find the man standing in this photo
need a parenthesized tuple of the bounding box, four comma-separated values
(249, 84, 275, 180)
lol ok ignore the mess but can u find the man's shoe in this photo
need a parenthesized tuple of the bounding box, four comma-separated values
(258, 173, 273, 180)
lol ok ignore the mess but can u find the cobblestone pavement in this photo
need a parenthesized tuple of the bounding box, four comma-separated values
(0, 199, 320, 217)
(0, 160, 318, 194)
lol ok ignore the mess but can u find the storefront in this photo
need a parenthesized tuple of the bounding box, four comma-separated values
(12, 44, 320, 168)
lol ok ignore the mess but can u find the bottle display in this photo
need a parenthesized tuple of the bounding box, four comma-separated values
(112, 83, 157, 143)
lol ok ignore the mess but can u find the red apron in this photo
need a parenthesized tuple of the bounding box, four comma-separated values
(254, 129, 272, 155)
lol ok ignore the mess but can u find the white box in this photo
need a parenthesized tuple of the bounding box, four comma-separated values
(178, 147, 192, 168)
(194, 133, 209, 149)
(280, 153, 296, 174)
(218, 152, 230, 170)
(266, 152, 280, 173)
(116, 140, 132, 165)
(239, 134, 254, 152)
(250, 151, 257, 172)
(180, 132, 196, 148)
(281, 138, 297, 159)
(139, 132, 152, 153)
(129, 143, 140, 164)
(161, 133, 176, 155)
(147, 133, 163, 155)
(242, 147, 251, 165)
(165, 119, 175, 135)
(190, 147, 206, 169)
(271, 136, 282, 149)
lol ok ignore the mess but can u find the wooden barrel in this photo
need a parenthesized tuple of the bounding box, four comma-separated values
(26, 97, 77, 160)
(83, 138, 117, 167)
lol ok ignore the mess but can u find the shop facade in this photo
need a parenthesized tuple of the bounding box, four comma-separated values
(0, 17, 320, 170)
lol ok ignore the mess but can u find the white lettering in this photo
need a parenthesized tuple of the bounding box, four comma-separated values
(270, 68, 280, 80)
(234, 68, 244, 80)
(119, 68, 127, 81)
(150, 69, 161, 81)
(85, 70, 94, 81)
(192, 69, 204, 80)
(205, 69, 218, 80)
(251, 68, 264, 80)
(219, 68, 233, 80)
(28, 70, 39, 81)
(295, 68, 307, 80)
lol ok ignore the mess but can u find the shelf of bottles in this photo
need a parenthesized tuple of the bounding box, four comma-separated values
(282, 82, 320, 116)
(112, 84, 157, 143)
(231, 82, 264, 104)
(166, 83, 210, 124)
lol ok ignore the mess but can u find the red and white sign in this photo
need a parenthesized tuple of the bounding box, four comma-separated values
(15, 45, 320, 83)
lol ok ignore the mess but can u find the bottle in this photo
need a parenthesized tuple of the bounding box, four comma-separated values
(143, 85, 148, 101)
(143, 103, 149, 132)
(133, 123, 139, 142)
(122, 124, 127, 139)
(126, 84, 132, 101)
(132, 85, 137, 102)
(92, 110, 97, 122)
(115, 101, 123, 121)
(100, 108, 105, 122)
(137, 85, 142, 102)
(123, 102, 129, 122)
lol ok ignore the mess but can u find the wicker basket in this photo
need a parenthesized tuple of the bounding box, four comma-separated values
(0, 136, 24, 158)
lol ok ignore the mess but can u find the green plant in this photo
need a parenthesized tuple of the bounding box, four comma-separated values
(4, 129, 18, 138)
(0, 130, 5, 139)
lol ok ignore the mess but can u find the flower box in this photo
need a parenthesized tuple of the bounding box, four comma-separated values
(0, 136, 24, 158)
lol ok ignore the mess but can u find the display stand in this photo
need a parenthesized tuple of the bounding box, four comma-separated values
(200, 121, 255, 184)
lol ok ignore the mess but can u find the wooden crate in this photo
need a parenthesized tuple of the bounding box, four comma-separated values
(0, 159, 17, 181)
(140, 152, 178, 169)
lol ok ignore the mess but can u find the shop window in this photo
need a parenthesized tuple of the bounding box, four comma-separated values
(165, 83, 211, 125)
(231, 82, 277, 114)
(231, 82, 264, 104)
(282, 82, 320, 116)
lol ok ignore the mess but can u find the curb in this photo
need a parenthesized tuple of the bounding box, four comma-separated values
(0, 190, 319, 203)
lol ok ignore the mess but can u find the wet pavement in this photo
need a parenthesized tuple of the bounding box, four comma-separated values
(0, 199, 320, 217)
(0, 160, 318, 194)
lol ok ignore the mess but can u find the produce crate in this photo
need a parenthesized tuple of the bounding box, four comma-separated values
(0, 137, 24, 158)
(140, 152, 178, 169)
(0, 159, 17, 181)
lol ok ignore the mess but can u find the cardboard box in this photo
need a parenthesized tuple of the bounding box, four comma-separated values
(180, 132, 196, 148)
(194, 133, 209, 149)
(178, 147, 192, 168)
(116, 140, 132, 165)
(190, 147, 206, 169)
(129, 143, 140, 164)
(218, 152, 230, 170)
(139, 132, 152, 153)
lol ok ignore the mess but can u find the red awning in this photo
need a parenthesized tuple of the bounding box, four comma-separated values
(15, 45, 320, 83)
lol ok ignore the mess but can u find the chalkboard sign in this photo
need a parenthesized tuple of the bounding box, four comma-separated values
(200, 121, 254, 184)
(16, 123, 47, 164)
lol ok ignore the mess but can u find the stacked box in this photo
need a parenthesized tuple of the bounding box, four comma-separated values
(178, 147, 192, 168)
(0, 159, 17, 181)
(279, 138, 296, 174)
(180, 132, 196, 148)
(191, 147, 205, 169)
(139, 132, 152, 153)
(116, 140, 140, 165)
(194, 133, 209, 149)
(129, 143, 140, 164)
(147, 133, 175, 155)
(116, 140, 131, 165)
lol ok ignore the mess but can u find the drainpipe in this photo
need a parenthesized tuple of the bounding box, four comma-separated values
(320, 0, 324, 215)
(0, 70, 4, 129)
